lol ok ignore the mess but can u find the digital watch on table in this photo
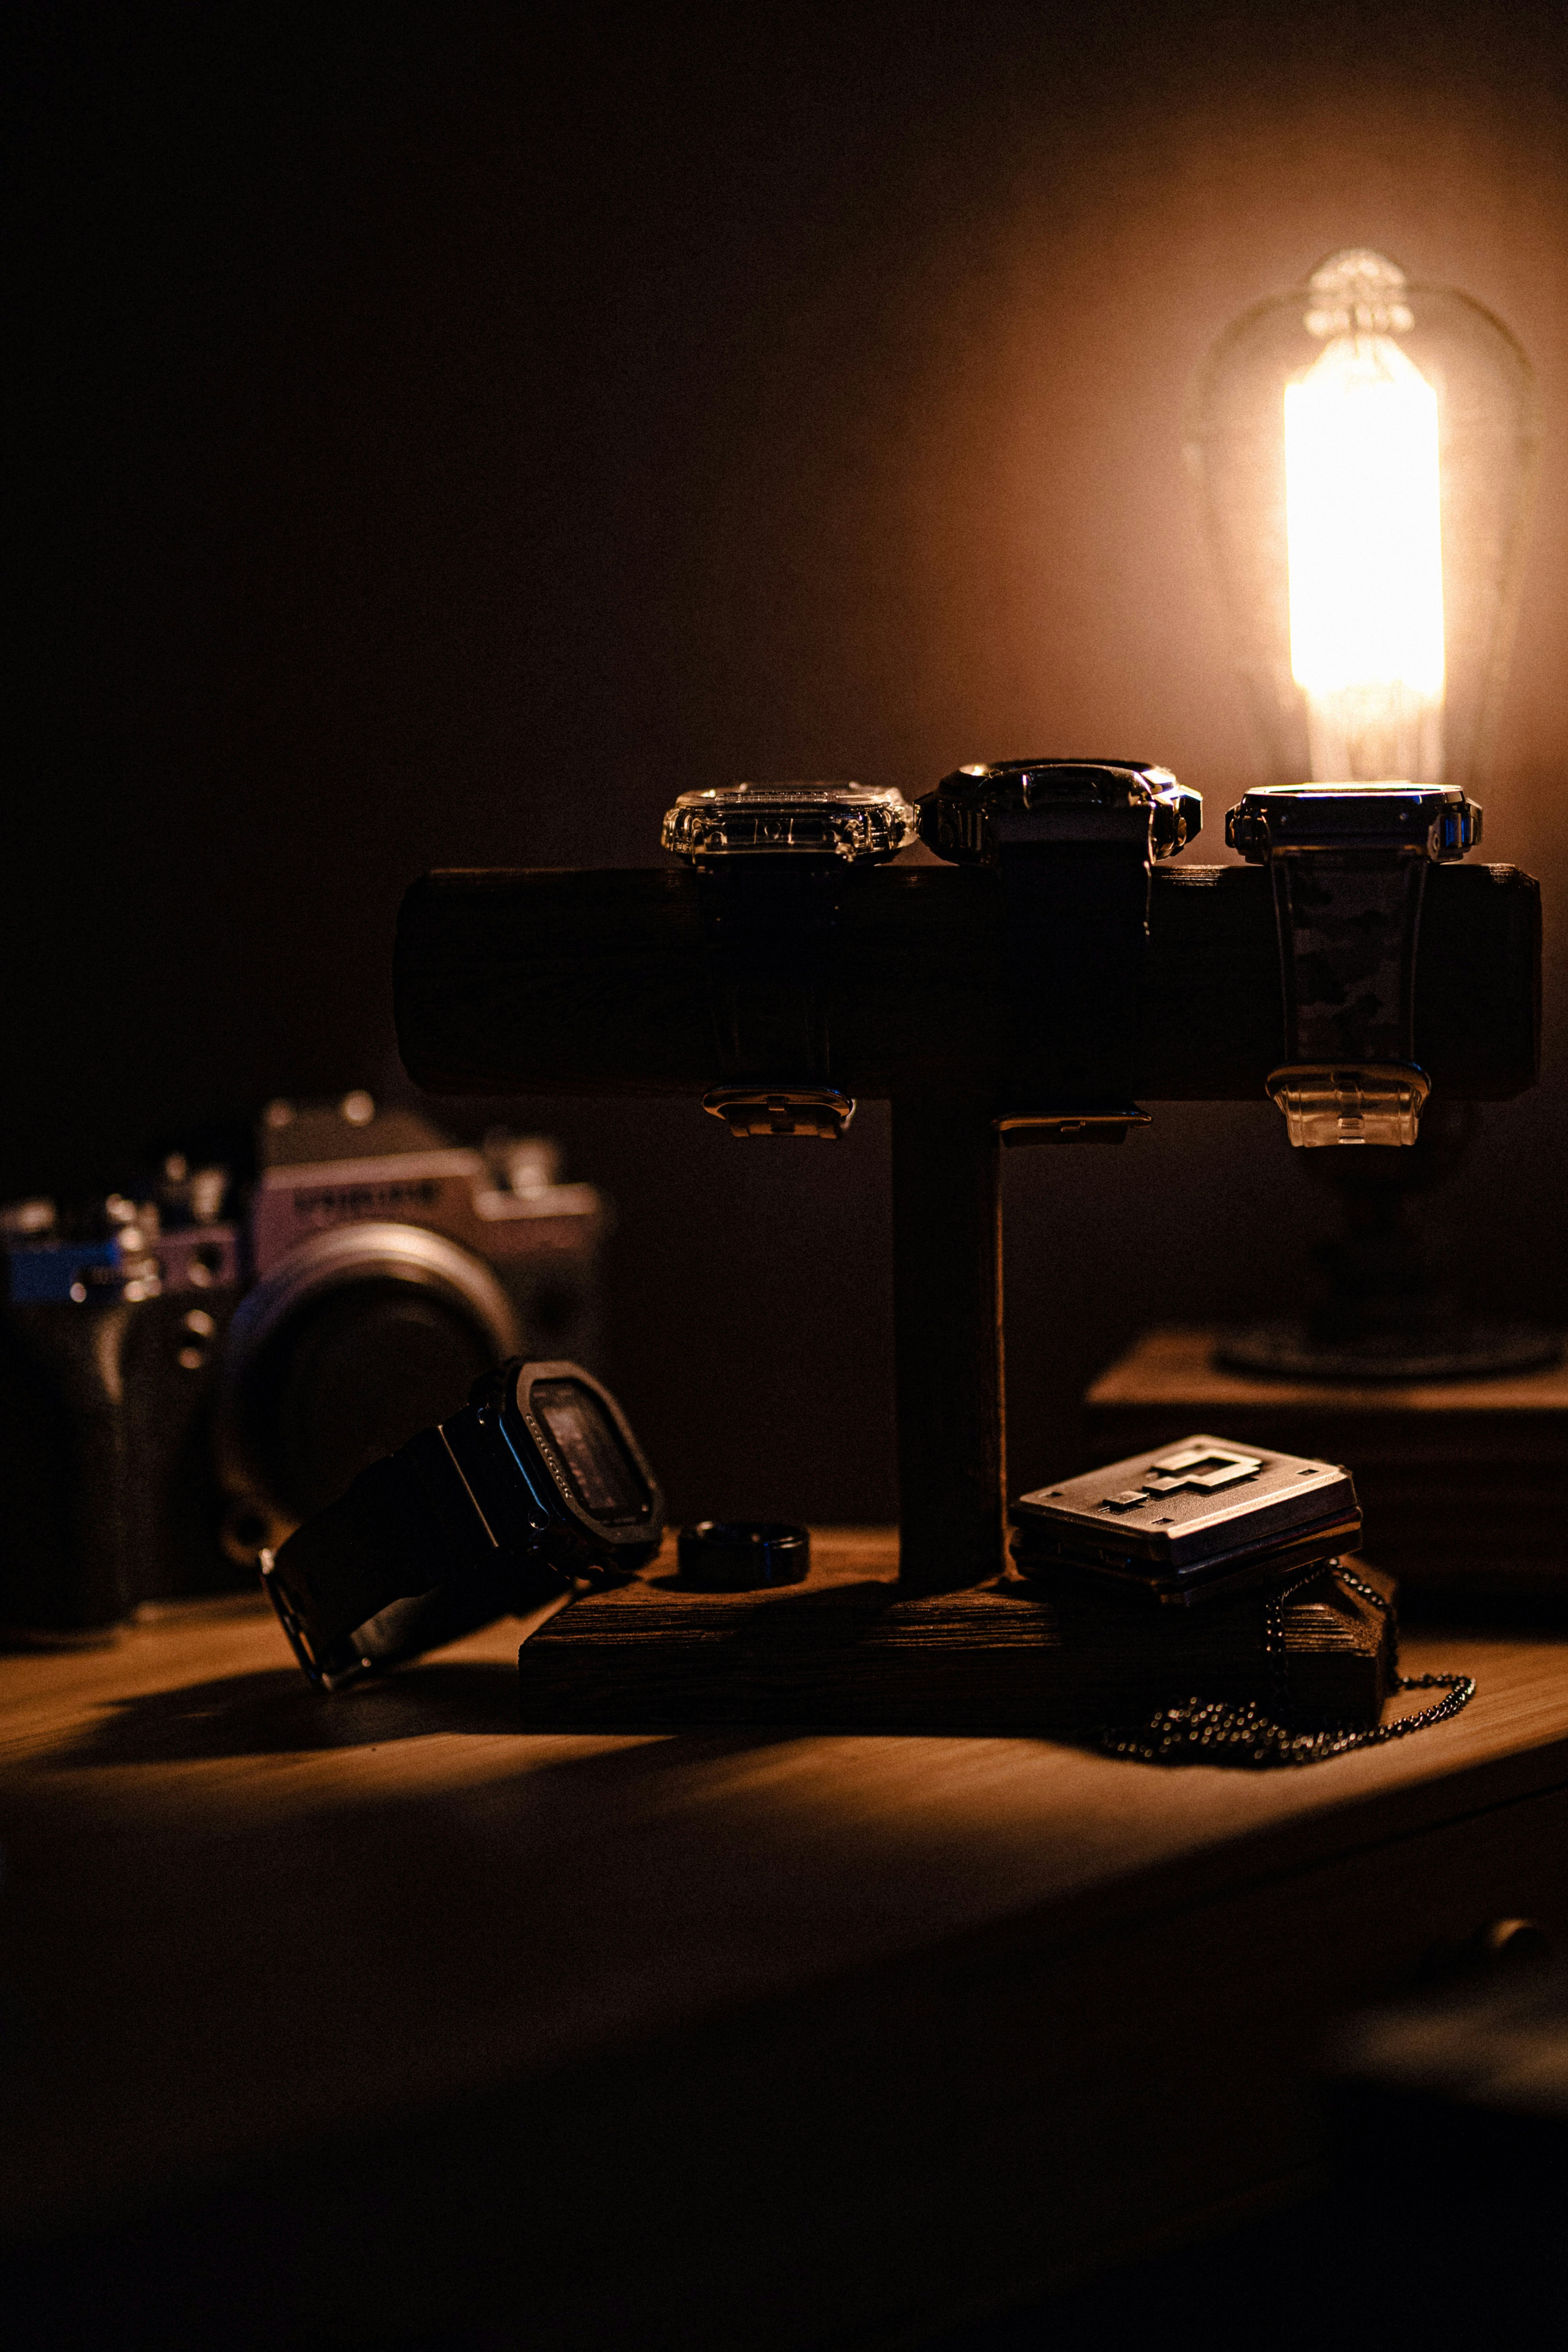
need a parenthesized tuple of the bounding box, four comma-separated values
(1225, 782, 1482, 1146)
(916, 759, 1201, 1138)
(261, 1358, 664, 1688)
(661, 782, 919, 1138)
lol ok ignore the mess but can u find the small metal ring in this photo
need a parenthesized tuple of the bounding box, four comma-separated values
(677, 1521, 810, 1590)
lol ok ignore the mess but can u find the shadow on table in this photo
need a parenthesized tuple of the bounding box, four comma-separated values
(45, 1659, 524, 1762)
(45, 1658, 807, 1776)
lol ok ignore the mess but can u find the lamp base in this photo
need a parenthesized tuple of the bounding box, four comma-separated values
(1085, 1327, 1568, 1607)
(1218, 1318, 1562, 1385)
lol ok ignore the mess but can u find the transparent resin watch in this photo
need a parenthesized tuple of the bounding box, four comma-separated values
(661, 782, 920, 1138)
(661, 781, 918, 865)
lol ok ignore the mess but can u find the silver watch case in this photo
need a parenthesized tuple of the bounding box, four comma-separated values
(661, 782, 920, 864)
(917, 760, 1201, 866)
(1010, 1434, 1360, 1604)
(1225, 782, 1481, 862)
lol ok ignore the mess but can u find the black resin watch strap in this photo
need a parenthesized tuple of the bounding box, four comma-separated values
(339, 1561, 535, 1675)
(1269, 850, 1428, 1066)
(268, 1422, 511, 1652)
(996, 818, 1153, 1123)
(694, 861, 846, 1089)
(263, 1412, 561, 1688)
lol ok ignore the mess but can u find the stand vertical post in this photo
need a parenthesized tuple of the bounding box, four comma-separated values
(891, 1095, 1005, 1596)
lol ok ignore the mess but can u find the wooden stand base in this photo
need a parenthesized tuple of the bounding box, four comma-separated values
(517, 1534, 1397, 1736)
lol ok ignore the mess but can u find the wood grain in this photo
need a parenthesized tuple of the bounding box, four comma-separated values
(891, 1094, 1005, 1593)
(392, 861, 1542, 1613)
(4, 1531, 1567, 2347)
(515, 1553, 1396, 1731)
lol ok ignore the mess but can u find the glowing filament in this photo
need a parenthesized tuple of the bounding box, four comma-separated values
(1285, 334, 1445, 779)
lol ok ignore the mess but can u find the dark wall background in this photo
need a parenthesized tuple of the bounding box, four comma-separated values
(10, 0, 1567, 1521)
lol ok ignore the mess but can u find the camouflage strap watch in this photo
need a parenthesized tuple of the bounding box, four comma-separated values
(1225, 784, 1482, 1146)
(917, 759, 1201, 1141)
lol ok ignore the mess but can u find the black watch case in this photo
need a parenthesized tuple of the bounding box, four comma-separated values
(916, 760, 1202, 864)
(1224, 782, 1481, 862)
(468, 1358, 665, 1576)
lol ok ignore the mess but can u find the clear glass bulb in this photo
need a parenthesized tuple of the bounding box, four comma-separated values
(1187, 249, 1539, 787)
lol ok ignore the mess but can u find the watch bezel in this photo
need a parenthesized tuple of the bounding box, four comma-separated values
(660, 782, 920, 864)
(499, 1358, 666, 1561)
(916, 759, 1201, 864)
(1224, 782, 1481, 862)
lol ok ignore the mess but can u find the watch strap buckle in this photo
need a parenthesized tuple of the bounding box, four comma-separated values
(1266, 1063, 1431, 1148)
(997, 1104, 1152, 1147)
(702, 1085, 857, 1140)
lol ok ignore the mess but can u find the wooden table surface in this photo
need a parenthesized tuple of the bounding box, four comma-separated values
(4, 1530, 1568, 2349)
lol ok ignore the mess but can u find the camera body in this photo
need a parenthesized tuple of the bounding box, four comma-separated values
(0, 1096, 606, 1639)
(0, 1195, 245, 1637)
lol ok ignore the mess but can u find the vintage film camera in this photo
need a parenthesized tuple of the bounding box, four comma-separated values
(0, 1094, 606, 1641)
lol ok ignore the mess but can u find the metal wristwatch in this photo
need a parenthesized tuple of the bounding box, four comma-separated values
(661, 782, 919, 1138)
(916, 759, 1201, 1138)
(1225, 783, 1482, 1146)
(261, 1357, 664, 1688)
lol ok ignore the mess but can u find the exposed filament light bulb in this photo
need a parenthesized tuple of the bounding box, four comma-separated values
(1285, 298, 1445, 781)
(1186, 247, 1538, 792)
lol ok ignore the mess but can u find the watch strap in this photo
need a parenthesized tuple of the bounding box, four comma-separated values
(694, 862, 857, 1137)
(997, 816, 1152, 1131)
(262, 1417, 550, 1685)
(1223, 783, 1479, 1149)
(1270, 848, 1428, 1066)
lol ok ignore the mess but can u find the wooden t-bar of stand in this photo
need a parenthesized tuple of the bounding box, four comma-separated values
(396, 860, 1539, 1608)
(394, 862, 1538, 1104)
(891, 1094, 1005, 1594)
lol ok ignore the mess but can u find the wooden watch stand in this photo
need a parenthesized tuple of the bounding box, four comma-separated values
(514, 1541, 1398, 1735)
(394, 858, 1539, 1733)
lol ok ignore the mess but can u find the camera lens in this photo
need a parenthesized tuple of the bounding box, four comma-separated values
(248, 1280, 497, 1523)
(216, 1223, 520, 1556)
